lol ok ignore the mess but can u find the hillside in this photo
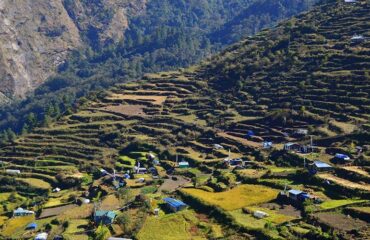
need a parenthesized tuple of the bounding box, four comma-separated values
(0, 0, 369, 239)
(0, 0, 146, 101)
(0, 0, 316, 133)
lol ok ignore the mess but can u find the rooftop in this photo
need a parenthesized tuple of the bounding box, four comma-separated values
(313, 161, 333, 168)
(163, 198, 187, 208)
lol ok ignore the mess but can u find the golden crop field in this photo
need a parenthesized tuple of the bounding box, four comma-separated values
(182, 184, 279, 211)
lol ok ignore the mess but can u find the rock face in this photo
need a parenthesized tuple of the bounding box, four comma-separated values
(0, 0, 146, 102)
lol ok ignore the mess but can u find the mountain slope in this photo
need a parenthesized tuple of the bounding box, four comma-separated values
(0, 0, 146, 101)
(0, 0, 317, 133)
(0, 0, 369, 239)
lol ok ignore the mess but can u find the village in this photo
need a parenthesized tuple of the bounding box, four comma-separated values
(0, 0, 369, 237)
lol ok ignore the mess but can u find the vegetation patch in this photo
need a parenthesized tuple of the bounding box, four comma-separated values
(181, 184, 279, 211)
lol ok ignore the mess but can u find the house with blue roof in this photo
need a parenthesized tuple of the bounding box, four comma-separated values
(163, 198, 187, 212)
(288, 189, 310, 202)
(26, 222, 37, 230)
(334, 153, 351, 164)
(94, 210, 116, 225)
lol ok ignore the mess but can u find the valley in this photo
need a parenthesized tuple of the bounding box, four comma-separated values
(0, 0, 369, 239)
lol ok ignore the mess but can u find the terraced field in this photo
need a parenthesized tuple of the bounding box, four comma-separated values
(0, 0, 369, 239)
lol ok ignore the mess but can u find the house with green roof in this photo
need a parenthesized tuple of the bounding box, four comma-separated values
(94, 210, 116, 225)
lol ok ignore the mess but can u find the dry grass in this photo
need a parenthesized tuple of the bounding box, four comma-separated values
(317, 173, 370, 191)
(101, 194, 120, 210)
(99, 104, 146, 116)
(182, 184, 279, 211)
(16, 178, 51, 189)
(59, 204, 94, 220)
(1, 215, 35, 237)
(107, 94, 167, 105)
(341, 166, 369, 177)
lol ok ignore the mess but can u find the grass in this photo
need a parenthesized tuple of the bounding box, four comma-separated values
(320, 199, 366, 210)
(182, 184, 279, 211)
(16, 178, 51, 189)
(136, 210, 206, 240)
(59, 204, 94, 220)
(64, 219, 89, 234)
(347, 206, 370, 214)
(1, 215, 35, 237)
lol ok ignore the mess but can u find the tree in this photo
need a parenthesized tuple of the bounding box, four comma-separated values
(6, 128, 16, 143)
(117, 188, 134, 207)
(116, 212, 131, 233)
(94, 224, 111, 240)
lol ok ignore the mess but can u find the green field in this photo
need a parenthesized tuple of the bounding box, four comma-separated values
(319, 199, 367, 210)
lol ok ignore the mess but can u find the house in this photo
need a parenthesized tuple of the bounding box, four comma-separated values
(284, 143, 301, 152)
(301, 145, 320, 154)
(229, 158, 243, 167)
(334, 153, 351, 163)
(263, 141, 273, 149)
(94, 210, 117, 225)
(13, 208, 35, 217)
(135, 167, 148, 174)
(344, 0, 358, 3)
(163, 198, 187, 212)
(213, 144, 224, 150)
(253, 210, 269, 219)
(35, 233, 48, 240)
(288, 189, 310, 202)
(178, 161, 190, 169)
(26, 223, 37, 230)
(308, 161, 333, 174)
(351, 34, 365, 42)
(246, 130, 255, 138)
(146, 153, 156, 161)
(295, 129, 308, 136)
(53, 187, 61, 192)
(6, 169, 21, 175)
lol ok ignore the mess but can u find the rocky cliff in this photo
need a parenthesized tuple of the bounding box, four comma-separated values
(0, 0, 146, 102)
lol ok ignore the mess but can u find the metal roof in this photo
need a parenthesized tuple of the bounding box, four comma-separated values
(95, 210, 116, 219)
(288, 189, 303, 195)
(26, 223, 37, 229)
(314, 161, 332, 168)
(163, 198, 187, 208)
(335, 153, 350, 159)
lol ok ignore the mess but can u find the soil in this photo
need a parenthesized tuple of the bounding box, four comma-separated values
(314, 212, 368, 231)
(99, 104, 146, 116)
(158, 175, 191, 193)
(39, 204, 78, 219)
(260, 202, 302, 218)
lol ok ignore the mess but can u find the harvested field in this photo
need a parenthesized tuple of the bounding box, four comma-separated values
(341, 166, 370, 178)
(59, 204, 94, 219)
(107, 94, 167, 105)
(100, 194, 121, 210)
(317, 173, 370, 191)
(39, 204, 78, 218)
(99, 104, 146, 116)
(314, 212, 368, 231)
(182, 184, 279, 211)
(217, 132, 261, 148)
(16, 178, 51, 189)
(158, 175, 191, 193)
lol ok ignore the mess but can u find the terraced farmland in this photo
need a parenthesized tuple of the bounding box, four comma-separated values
(0, 0, 369, 239)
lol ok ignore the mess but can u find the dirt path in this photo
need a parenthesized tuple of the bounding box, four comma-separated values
(317, 173, 370, 191)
